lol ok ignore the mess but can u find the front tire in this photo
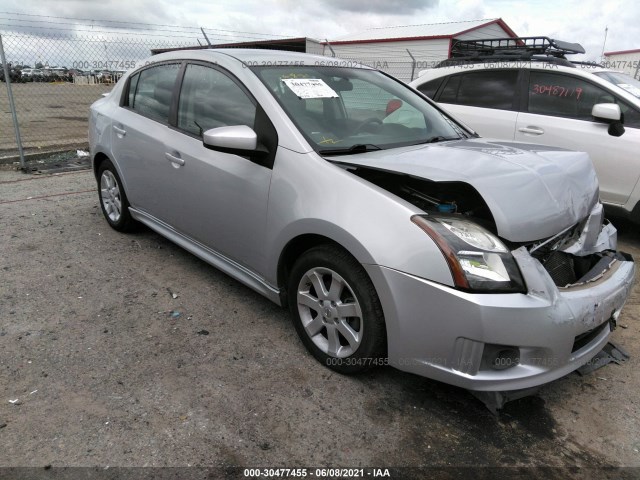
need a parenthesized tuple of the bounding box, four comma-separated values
(97, 159, 137, 232)
(288, 244, 386, 374)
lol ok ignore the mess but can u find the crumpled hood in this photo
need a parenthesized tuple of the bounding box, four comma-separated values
(334, 138, 599, 242)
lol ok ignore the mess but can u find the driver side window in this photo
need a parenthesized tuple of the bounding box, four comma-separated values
(177, 64, 256, 137)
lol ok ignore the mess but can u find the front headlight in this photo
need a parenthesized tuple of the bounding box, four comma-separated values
(411, 215, 526, 293)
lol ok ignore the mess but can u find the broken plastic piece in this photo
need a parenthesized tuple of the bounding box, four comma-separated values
(469, 387, 540, 415)
(8, 399, 21, 405)
(76, 150, 90, 157)
(170, 311, 181, 318)
(577, 341, 630, 376)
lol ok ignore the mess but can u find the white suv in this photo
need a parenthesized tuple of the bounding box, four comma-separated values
(410, 37, 640, 220)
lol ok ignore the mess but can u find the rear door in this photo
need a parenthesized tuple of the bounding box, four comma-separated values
(109, 62, 182, 220)
(434, 69, 520, 139)
(515, 71, 640, 206)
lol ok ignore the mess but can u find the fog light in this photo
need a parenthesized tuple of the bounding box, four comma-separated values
(491, 348, 520, 370)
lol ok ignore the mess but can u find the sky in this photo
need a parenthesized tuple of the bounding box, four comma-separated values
(0, 0, 637, 62)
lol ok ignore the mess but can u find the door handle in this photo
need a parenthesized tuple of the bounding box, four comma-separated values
(165, 152, 185, 166)
(518, 126, 544, 135)
(112, 125, 126, 136)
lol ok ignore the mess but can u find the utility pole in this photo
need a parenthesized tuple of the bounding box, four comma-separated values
(600, 26, 608, 63)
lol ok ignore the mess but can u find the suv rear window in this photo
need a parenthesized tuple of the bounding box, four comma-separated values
(438, 70, 518, 110)
(416, 78, 443, 99)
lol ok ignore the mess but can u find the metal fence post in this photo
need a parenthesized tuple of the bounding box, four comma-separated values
(0, 34, 26, 171)
(324, 39, 336, 58)
(406, 49, 416, 82)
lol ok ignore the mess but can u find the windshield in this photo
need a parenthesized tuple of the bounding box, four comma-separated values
(251, 65, 468, 154)
(593, 71, 640, 98)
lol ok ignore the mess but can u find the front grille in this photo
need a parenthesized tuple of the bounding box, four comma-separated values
(542, 251, 577, 287)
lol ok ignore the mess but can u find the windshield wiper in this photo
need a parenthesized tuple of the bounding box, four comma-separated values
(423, 136, 460, 144)
(319, 143, 382, 156)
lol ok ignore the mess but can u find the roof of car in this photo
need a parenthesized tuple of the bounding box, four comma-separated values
(152, 48, 373, 69)
(413, 61, 580, 81)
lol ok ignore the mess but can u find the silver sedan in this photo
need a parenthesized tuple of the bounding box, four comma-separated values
(89, 49, 634, 394)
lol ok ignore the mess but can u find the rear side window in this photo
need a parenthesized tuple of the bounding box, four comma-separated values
(416, 78, 443, 99)
(438, 71, 518, 110)
(177, 64, 256, 137)
(129, 63, 181, 123)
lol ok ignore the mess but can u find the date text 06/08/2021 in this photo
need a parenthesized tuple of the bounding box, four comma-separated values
(243, 468, 392, 478)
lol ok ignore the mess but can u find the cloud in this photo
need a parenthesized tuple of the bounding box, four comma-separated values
(1, 0, 639, 65)
(0, 0, 179, 31)
(319, 0, 438, 15)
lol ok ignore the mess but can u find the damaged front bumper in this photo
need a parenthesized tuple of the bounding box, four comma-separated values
(366, 204, 635, 391)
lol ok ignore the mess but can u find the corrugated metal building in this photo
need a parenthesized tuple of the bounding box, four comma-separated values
(152, 37, 324, 55)
(327, 18, 518, 82)
(604, 49, 640, 79)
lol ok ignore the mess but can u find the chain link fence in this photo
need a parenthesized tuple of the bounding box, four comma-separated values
(0, 28, 432, 164)
(0, 31, 198, 162)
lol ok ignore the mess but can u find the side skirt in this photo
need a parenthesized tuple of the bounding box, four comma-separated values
(129, 207, 282, 306)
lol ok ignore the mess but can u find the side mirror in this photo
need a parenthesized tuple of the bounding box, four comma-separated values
(592, 103, 625, 137)
(592, 103, 621, 122)
(203, 125, 259, 153)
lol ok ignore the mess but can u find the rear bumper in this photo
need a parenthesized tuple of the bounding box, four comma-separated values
(366, 247, 634, 392)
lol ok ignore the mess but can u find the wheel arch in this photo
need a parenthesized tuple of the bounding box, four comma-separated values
(277, 234, 350, 307)
(276, 228, 386, 305)
(93, 151, 111, 180)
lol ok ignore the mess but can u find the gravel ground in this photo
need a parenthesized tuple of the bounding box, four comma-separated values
(1, 168, 639, 478)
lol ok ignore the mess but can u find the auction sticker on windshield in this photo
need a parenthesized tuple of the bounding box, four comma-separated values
(282, 78, 339, 99)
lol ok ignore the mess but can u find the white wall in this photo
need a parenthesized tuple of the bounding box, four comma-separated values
(456, 23, 511, 40)
(325, 23, 513, 82)
(305, 39, 325, 56)
(330, 38, 450, 82)
(604, 51, 640, 79)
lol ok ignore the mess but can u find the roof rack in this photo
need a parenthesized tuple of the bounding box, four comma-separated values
(451, 37, 585, 57)
(435, 36, 586, 68)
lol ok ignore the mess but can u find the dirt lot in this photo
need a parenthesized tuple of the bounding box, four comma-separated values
(1, 168, 639, 478)
(0, 83, 111, 154)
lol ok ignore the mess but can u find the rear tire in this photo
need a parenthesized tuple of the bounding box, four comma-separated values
(288, 244, 387, 374)
(97, 159, 137, 232)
